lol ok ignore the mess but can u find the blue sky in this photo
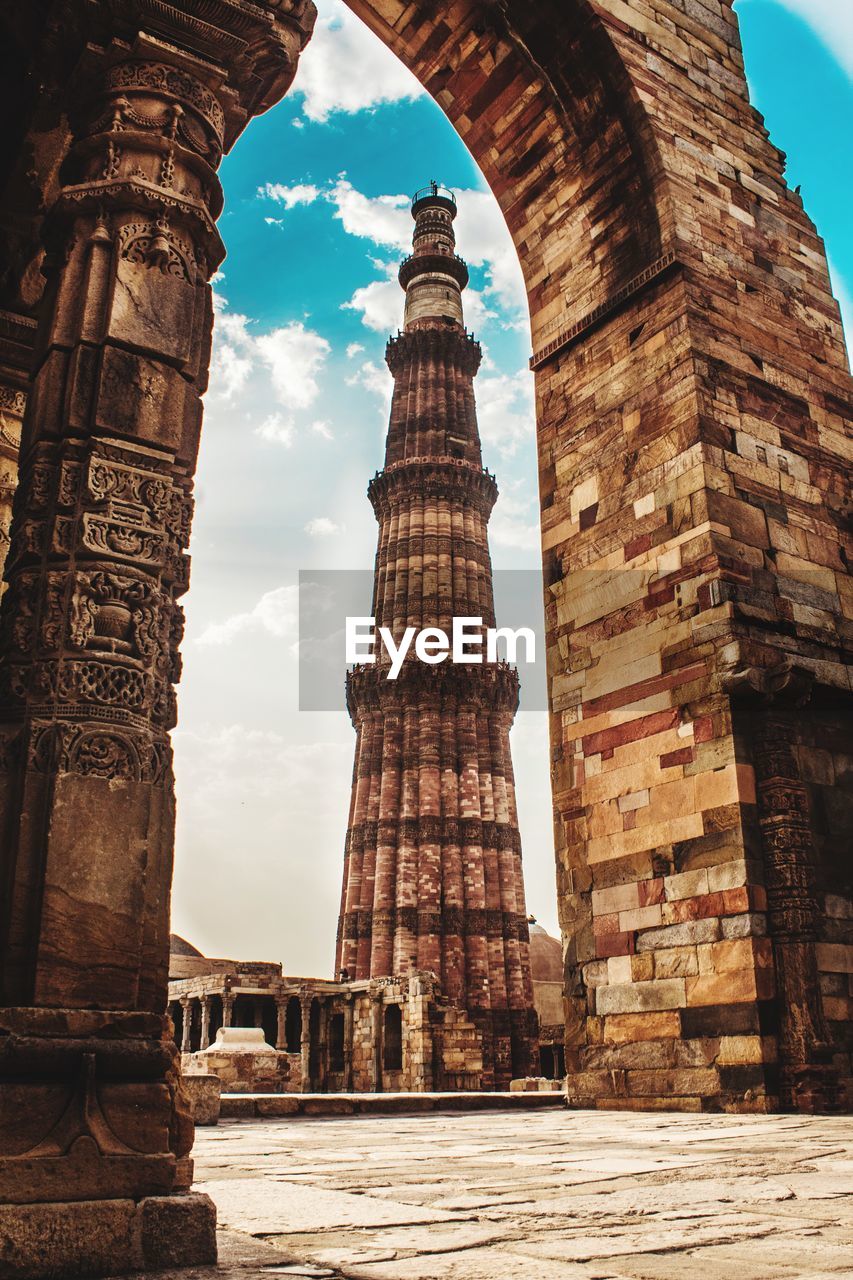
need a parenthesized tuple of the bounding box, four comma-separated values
(170, 0, 852, 973)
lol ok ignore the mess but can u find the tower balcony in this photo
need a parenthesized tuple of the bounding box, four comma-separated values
(411, 183, 457, 217)
(398, 252, 469, 291)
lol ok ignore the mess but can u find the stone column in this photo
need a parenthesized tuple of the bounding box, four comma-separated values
(0, 8, 317, 1268)
(199, 995, 211, 1051)
(317, 997, 329, 1093)
(221, 992, 235, 1029)
(372, 993, 384, 1093)
(0, 310, 34, 584)
(180, 998, 192, 1054)
(343, 994, 355, 1092)
(275, 995, 288, 1051)
(300, 994, 312, 1092)
(751, 691, 838, 1111)
(724, 663, 841, 1112)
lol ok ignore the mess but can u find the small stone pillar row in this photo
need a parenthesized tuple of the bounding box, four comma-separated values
(0, 5, 316, 1274)
(337, 185, 538, 1089)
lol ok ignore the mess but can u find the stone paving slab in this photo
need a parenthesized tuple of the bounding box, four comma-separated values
(112, 1109, 853, 1279)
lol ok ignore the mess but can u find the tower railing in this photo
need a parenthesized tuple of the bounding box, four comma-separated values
(411, 182, 456, 208)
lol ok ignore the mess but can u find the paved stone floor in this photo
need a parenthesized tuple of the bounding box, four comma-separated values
(125, 1109, 852, 1279)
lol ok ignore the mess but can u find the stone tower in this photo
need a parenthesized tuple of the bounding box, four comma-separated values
(336, 183, 537, 1089)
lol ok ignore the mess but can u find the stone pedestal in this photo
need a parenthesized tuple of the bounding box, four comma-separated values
(185, 1027, 291, 1094)
(0, 1193, 216, 1279)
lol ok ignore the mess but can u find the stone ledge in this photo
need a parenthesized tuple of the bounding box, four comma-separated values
(219, 1090, 565, 1119)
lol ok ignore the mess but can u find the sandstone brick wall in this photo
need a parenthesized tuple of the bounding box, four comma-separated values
(349, 0, 851, 1112)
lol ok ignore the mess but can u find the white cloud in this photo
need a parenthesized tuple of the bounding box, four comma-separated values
(207, 296, 254, 399)
(305, 516, 342, 537)
(264, 217, 285, 229)
(452, 190, 528, 321)
(345, 359, 393, 422)
(289, 0, 424, 123)
(346, 342, 364, 358)
(208, 298, 331, 429)
(311, 419, 334, 440)
(255, 323, 331, 412)
(490, 488, 540, 551)
(476, 368, 536, 460)
(196, 585, 299, 647)
(750, 0, 853, 75)
(342, 274, 402, 334)
(256, 413, 295, 447)
(328, 178, 411, 249)
(260, 182, 321, 208)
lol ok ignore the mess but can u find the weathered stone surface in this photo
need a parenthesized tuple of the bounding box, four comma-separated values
(166, 1110, 853, 1279)
(138, 1192, 217, 1270)
(182, 1075, 221, 1126)
(0, 1192, 215, 1278)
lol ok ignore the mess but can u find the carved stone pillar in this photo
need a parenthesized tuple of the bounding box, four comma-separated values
(0, 4, 316, 1275)
(0, 309, 34, 585)
(725, 662, 840, 1113)
(752, 712, 838, 1112)
(221, 992, 235, 1029)
(300, 994, 312, 1093)
(199, 995, 211, 1050)
(317, 996, 329, 1094)
(0, 384, 22, 581)
(275, 995, 287, 1051)
(180, 998, 192, 1053)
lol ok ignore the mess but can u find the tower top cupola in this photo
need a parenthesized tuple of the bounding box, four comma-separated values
(399, 180, 469, 330)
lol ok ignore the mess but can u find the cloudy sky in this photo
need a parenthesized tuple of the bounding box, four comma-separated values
(169, 0, 853, 975)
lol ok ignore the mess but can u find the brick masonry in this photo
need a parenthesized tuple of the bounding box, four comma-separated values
(345, 0, 852, 1113)
(337, 186, 537, 1089)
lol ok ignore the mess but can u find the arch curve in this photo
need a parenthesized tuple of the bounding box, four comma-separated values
(344, 0, 673, 345)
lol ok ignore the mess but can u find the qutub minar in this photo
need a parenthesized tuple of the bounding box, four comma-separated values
(336, 183, 537, 1089)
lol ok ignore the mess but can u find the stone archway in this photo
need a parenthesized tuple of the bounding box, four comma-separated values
(0, 1, 849, 1275)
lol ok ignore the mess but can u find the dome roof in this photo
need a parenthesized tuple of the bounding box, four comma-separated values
(169, 933, 204, 958)
(528, 920, 562, 983)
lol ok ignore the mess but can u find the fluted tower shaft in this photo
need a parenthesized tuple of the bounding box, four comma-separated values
(336, 184, 536, 1089)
